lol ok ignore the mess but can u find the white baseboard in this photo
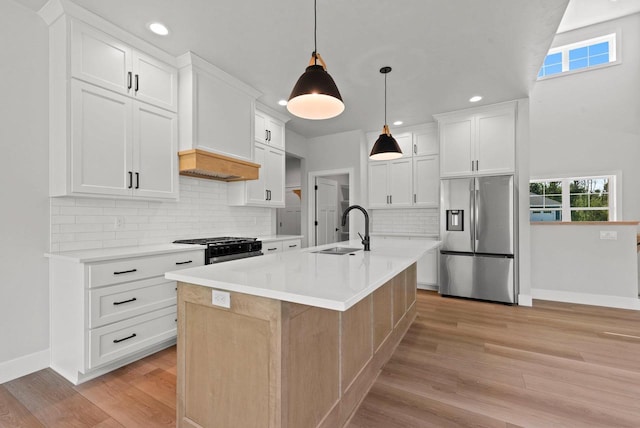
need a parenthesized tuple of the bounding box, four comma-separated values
(532, 289, 640, 310)
(0, 349, 49, 384)
(517, 294, 533, 307)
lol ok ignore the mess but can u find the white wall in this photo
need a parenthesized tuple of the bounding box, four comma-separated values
(0, 1, 50, 377)
(530, 13, 640, 221)
(531, 224, 639, 309)
(528, 13, 640, 307)
(306, 130, 366, 242)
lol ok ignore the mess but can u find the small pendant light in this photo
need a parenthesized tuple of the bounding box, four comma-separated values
(370, 67, 402, 160)
(287, 0, 344, 120)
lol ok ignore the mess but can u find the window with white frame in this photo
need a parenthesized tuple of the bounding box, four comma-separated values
(530, 176, 614, 222)
(538, 33, 617, 79)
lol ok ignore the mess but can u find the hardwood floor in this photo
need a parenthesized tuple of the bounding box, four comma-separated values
(3, 291, 640, 427)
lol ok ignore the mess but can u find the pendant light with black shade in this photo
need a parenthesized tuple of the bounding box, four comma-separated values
(369, 66, 403, 161)
(287, 0, 344, 120)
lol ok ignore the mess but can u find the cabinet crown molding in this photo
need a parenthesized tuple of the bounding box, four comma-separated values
(177, 51, 262, 99)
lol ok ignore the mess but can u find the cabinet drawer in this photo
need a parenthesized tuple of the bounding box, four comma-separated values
(88, 250, 204, 288)
(282, 239, 301, 251)
(263, 241, 283, 254)
(88, 306, 176, 369)
(89, 278, 177, 328)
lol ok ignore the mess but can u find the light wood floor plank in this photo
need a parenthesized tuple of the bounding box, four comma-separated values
(3, 291, 640, 427)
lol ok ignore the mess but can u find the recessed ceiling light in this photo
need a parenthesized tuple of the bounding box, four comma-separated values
(148, 22, 169, 36)
(278, 99, 288, 106)
(393, 121, 403, 126)
(469, 95, 483, 103)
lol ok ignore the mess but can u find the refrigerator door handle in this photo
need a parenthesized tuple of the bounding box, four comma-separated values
(475, 186, 480, 250)
(469, 181, 475, 251)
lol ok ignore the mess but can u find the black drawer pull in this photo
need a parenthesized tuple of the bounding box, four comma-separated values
(175, 260, 193, 265)
(113, 297, 137, 306)
(114, 269, 137, 275)
(288, 244, 297, 248)
(113, 333, 136, 343)
(267, 247, 278, 251)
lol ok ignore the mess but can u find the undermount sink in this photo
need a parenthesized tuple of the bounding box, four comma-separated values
(312, 247, 362, 255)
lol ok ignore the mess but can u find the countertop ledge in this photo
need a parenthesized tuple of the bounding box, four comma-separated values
(45, 243, 205, 263)
(166, 239, 441, 311)
(531, 221, 639, 226)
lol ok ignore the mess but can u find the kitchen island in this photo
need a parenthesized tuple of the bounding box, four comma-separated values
(165, 239, 439, 428)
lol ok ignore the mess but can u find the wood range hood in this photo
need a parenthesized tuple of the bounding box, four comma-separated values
(178, 149, 260, 182)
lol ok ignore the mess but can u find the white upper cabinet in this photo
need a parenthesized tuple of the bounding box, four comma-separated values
(436, 103, 516, 177)
(412, 123, 438, 156)
(47, 12, 179, 200)
(367, 124, 439, 209)
(71, 20, 131, 95)
(368, 158, 413, 209)
(255, 109, 285, 149)
(413, 155, 439, 207)
(228, 143, 285, 207)
(71, 81, 133, 197)
(132, 52, 178, 112)
(178, 52, 261, 162)
(133, 102, 179, 199)
(71, 20, 177, 112)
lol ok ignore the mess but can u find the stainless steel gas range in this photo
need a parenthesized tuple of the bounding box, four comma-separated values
(173, 237, 263, 264)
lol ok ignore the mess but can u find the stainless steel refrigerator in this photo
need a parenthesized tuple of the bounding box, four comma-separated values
(439, 175, 516, 304)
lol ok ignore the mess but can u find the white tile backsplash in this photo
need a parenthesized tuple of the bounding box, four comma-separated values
(371, 208, 439, 236)
(50, 177, 273, 252)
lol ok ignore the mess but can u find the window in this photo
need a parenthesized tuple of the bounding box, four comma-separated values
(530, 176, 614, 222)
(537, 33, 617, 79)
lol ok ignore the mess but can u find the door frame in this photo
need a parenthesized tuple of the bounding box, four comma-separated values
(308, 168, 354, 247)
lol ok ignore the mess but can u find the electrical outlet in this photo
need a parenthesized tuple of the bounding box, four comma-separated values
(599, 231, 617, 240)
(212, 290, 231, 308)
(114, 216, 125, 230)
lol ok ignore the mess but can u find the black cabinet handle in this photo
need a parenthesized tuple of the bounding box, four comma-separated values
(390, 195, 392, 204)
(135, 172, 139, 189)
(289, 244, 297, 248)
(127, 72, 132, 90)
(265, 129, 268, 141)
(267, 190, 271, 200)
(114, 269, 137, 275)
(265, 189, 269, 201)
(134, 74, 139, 92)
(414, 144, 417, 154)
(128, 171, 133, 189)
(113, 333, 136, 344)
(268, 130, 271, 141)
(113, 297, 137, 306)
(267, 247, 278, 251)
(175, 260, 193, 265)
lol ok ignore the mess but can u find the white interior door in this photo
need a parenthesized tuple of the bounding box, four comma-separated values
(316, 177, 339, 246)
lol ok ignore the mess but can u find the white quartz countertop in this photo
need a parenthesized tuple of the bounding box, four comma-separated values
(257, 235, 304, 242)
(45, 243, 204, 263)
(165, 239, 441, 311)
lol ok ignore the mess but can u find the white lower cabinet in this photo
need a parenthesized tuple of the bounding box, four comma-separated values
(374, 236, 439, 289)
(49, 249, 203, 384)
(261, 238, 302, 255)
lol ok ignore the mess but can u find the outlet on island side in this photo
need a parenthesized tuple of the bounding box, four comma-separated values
(599, 230, 617, 240)
(212, 290, 231, 308)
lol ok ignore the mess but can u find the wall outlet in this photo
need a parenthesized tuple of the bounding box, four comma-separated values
(599, 230, 617, 240)
(114, 216, 125, 230)
(212, 290, 231, 308)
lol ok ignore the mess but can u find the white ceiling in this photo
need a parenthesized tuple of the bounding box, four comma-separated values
(17, 0, 639, 138)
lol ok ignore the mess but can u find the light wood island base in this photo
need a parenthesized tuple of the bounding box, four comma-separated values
(176, 263, 417, 428)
